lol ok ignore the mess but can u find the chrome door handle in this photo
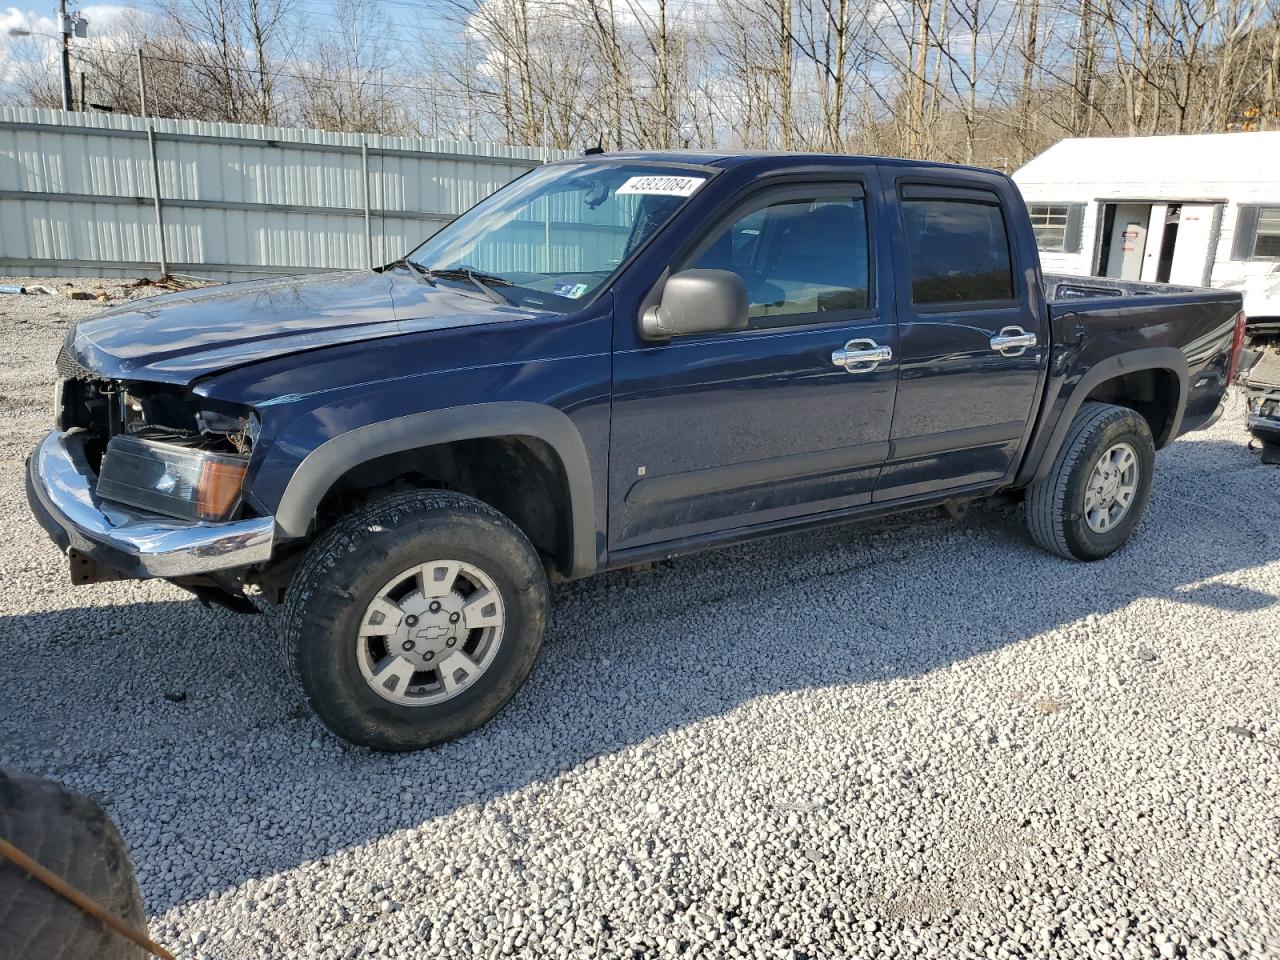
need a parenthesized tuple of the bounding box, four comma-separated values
(990, 326, 1038, 356)
(832, 339, 892, 373)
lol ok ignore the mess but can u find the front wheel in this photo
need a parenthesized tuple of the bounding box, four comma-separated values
(282, 490, 550, 751)
(1025, 401, 1156, 561)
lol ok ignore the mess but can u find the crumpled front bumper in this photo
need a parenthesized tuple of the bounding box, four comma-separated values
(25, 430, 275, 580)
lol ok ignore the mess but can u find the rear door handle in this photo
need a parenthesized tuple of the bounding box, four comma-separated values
(990, 326, 1038, 356)
(832, 339, 892, 373)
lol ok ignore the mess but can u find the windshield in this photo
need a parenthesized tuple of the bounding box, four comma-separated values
(405, 161, 711, 312)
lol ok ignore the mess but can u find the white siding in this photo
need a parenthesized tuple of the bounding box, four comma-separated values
(1014, 132, 1280, 317)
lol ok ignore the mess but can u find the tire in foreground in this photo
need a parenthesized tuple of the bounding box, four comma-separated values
(0, 769, 148, 960)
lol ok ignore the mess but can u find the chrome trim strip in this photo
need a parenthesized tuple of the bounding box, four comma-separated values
(28, 430, 275, 579)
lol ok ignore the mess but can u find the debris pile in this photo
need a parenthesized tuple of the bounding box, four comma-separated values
(0, 275, 207, 305)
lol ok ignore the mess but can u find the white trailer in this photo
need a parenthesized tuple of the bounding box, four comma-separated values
(1013, 132, 1280, 322)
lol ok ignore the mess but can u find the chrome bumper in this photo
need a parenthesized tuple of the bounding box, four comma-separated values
(25, 430, 275, 580)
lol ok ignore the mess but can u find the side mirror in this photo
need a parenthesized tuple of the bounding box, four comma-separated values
(640, 269, 748, 340)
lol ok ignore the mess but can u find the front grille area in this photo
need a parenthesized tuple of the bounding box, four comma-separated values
(53, 347, 115, 444)
(56, 346, 108, 383)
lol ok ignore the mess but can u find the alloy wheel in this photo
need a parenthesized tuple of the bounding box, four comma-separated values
(1083, 441, 1140, 534)
(354, 560, 505, 706)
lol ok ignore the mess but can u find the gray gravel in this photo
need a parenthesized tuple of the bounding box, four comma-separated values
(2, 279, 1279, 959)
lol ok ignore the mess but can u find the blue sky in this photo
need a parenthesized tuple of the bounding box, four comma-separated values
(0, 0, 480, 96)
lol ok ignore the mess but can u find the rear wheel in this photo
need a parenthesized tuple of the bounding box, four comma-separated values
(283, 490, 550, 751)
(1025, 401, 1155, 561)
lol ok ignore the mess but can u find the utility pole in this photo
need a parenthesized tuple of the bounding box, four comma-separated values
(137, 48, 148, 117)
(59, 0, 73, 111)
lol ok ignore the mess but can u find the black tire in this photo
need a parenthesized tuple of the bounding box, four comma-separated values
(1025, 401, 1156, 561)
(282, 490, 550, 751)
(0, 770, 147, 960)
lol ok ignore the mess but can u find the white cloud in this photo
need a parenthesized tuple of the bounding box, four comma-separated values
(1, 5, 148, 92)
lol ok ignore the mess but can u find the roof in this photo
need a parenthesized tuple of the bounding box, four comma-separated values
(1014, 132, 1280, 188)
(555, 149, 997, 173)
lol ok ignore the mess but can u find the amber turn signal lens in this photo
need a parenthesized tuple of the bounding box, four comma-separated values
(196, 458, 248, 521)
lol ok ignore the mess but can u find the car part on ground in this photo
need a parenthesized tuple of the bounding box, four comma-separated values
(1241, 340, 1280, 462)
(0, 769, 157, 960)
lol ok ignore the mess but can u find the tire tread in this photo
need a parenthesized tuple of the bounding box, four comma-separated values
(281, 489, 548, 750)
(0, 769, 146, 960)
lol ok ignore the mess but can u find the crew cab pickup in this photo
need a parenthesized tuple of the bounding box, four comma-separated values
(27, 152, 1246, 750)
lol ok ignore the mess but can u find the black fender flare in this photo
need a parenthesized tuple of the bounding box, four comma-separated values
(274, 401, 598, 578)
(1027, 347, 1189, 484)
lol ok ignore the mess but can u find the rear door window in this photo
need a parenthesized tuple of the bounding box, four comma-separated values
(902, 194, 1015, 305)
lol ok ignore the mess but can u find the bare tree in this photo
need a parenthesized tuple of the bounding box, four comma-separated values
(9, 0, 1277, 165)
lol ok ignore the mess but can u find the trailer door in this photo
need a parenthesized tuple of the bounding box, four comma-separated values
(1167, 203, 1222, 287)
(1102, 203, 1151, 280)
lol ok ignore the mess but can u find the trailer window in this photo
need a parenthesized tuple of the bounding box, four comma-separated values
(902, 198, 1014, 305)
(1255, 208, 1280, 258)
(1029, 204, 1070, 251)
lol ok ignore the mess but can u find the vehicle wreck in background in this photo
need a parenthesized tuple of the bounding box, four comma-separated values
(1242, 315, 1280, 461)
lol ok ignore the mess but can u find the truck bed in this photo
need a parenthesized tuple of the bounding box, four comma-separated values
(1043, 273, 1204, 302)
(1035, 272, 1242, 441)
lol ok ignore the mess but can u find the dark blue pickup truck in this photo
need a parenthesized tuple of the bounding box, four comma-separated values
(28, 152, 1245, 749)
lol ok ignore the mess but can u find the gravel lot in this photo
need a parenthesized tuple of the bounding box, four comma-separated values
(1, 279, 1278, 960)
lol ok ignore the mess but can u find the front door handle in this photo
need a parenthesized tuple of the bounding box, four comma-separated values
(990, 326, 1038, 356)
(832, 339, 892, 373)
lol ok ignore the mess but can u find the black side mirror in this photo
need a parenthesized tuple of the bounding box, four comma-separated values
(640, 269, 748, 340)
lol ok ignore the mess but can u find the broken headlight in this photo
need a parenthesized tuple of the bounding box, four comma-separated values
(91, 390, 259, 522)
(96, 435, 249, 522)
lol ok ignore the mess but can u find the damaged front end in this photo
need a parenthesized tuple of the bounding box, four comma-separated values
(27, 346, 273, 611)
(55, 345, 260, 524)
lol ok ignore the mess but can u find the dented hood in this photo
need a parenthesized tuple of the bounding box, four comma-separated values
(66, 269, 530, 386)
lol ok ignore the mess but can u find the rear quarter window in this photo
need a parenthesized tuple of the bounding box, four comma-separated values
(903, 197, 1014, 305)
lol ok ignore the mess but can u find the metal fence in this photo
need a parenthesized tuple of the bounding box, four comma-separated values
(0, 108, 566, 280)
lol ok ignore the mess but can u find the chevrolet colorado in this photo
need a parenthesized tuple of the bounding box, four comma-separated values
(27, 152, 1245, 750)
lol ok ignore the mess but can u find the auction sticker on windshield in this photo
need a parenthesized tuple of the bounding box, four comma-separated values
(616, 175, 706, 197)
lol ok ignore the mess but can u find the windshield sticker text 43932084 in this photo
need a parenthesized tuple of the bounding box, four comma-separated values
(615, 175, 706, 197)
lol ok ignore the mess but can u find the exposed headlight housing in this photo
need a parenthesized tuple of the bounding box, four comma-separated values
(96, 435, 248, 522)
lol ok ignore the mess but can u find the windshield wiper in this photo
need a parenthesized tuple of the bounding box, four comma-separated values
(429, 267, 514, 305)
(393, 258, 437, 286)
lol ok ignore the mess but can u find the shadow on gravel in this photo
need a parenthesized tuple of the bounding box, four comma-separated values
(1, 441, 1278, 914)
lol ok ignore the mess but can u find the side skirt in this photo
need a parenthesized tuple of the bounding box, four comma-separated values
(597, 478, 1010, 574)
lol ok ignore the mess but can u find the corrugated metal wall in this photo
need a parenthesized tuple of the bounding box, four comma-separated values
(0, 108, 566, 280)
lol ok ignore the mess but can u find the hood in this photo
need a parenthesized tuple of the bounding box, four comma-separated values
(67, 269, 537, 386)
